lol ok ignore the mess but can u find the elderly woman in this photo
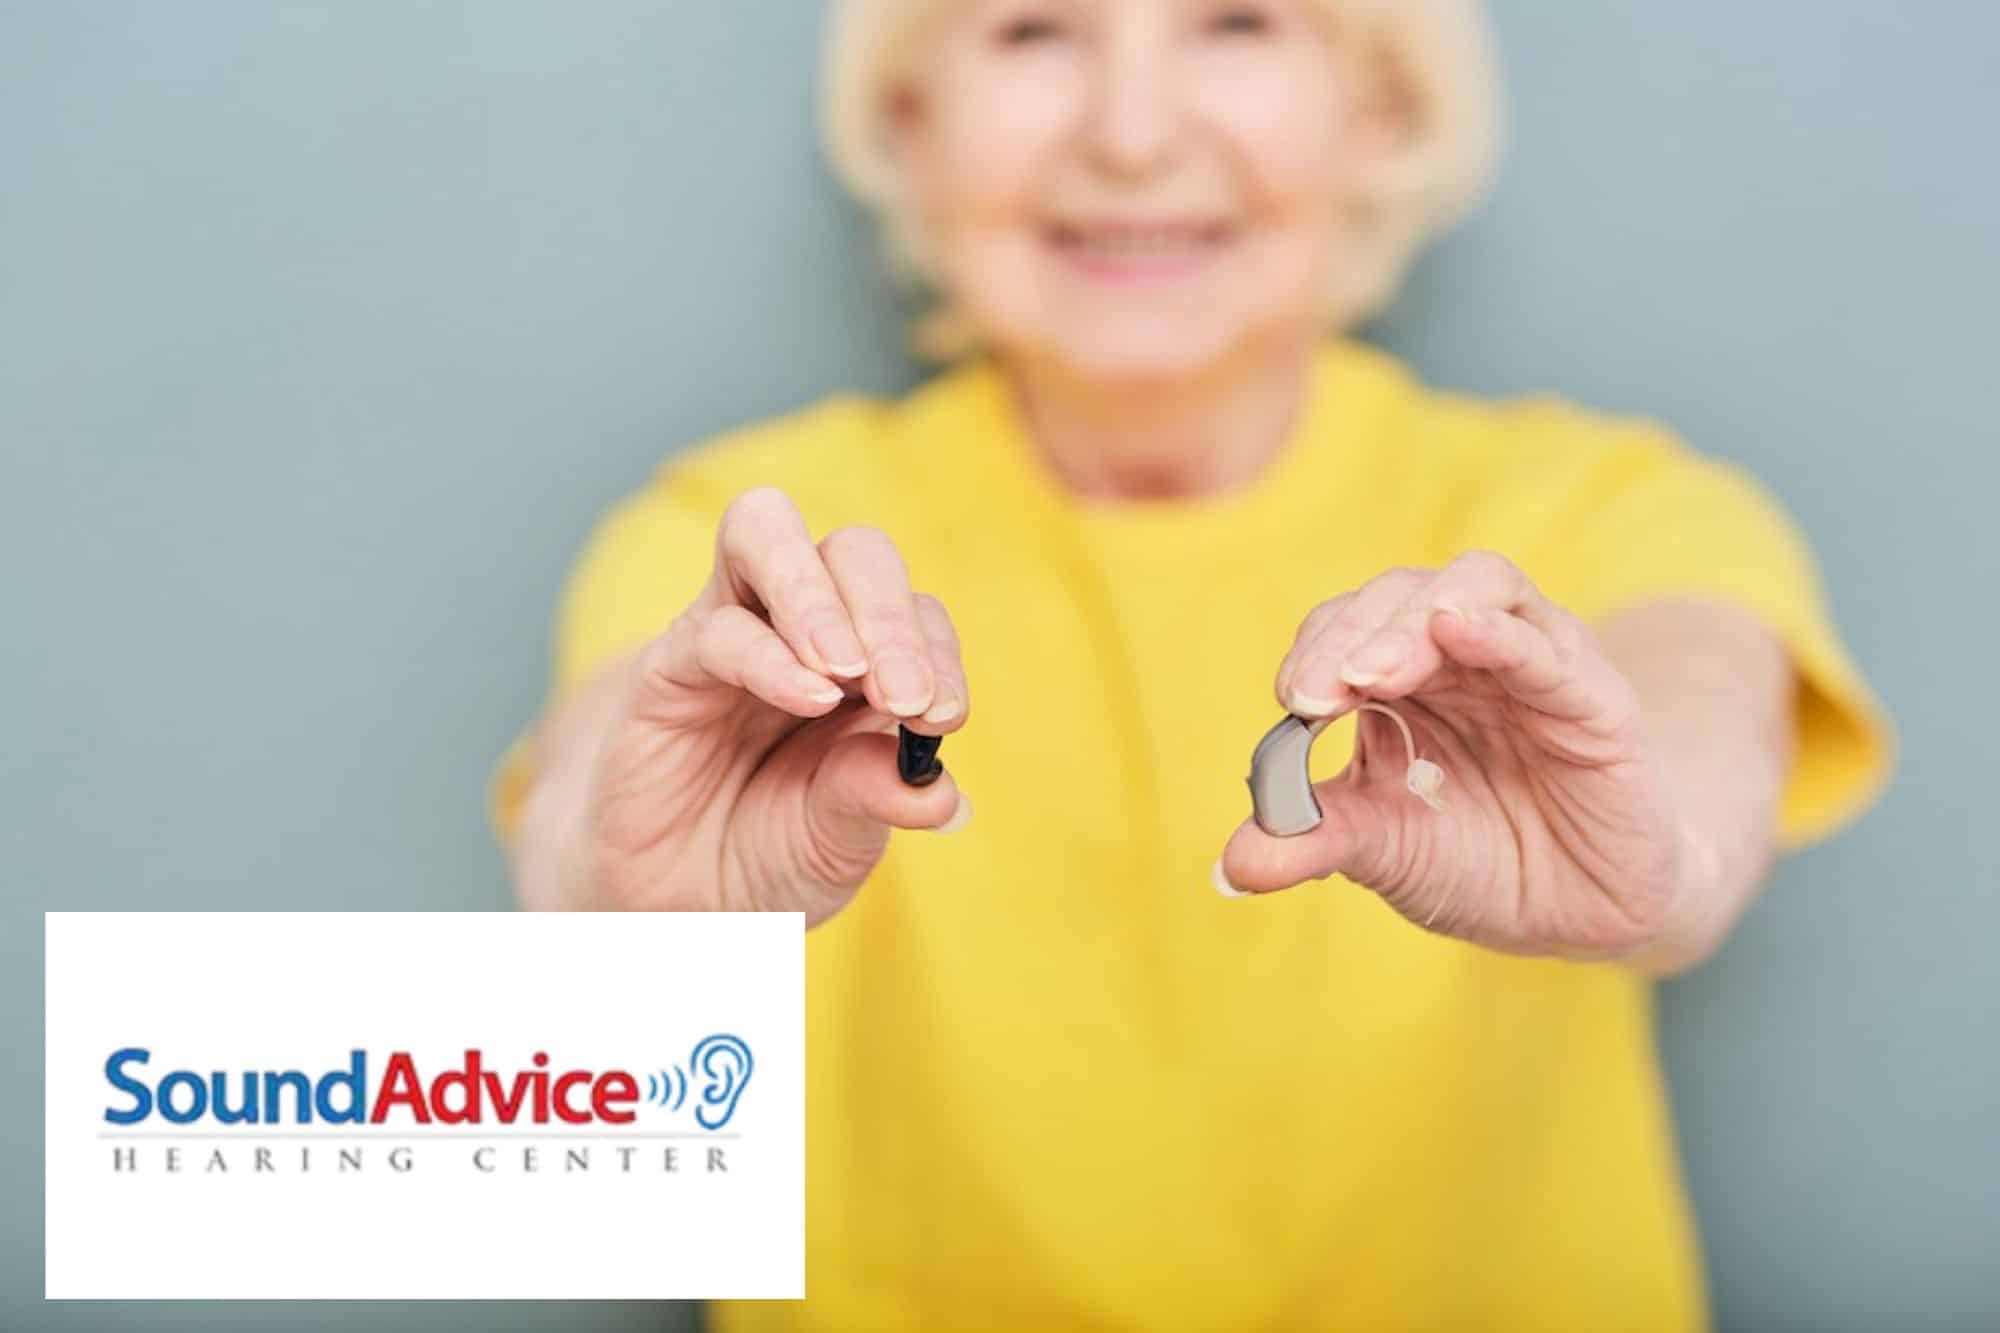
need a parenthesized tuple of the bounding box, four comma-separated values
(491, 0, 1894, 1327)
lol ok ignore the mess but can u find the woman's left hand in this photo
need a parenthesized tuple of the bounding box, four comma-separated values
(1216, 551, 1689, 962)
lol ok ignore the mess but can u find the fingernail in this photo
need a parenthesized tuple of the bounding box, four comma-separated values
(807, 682, 844, 705)
(1434, 602, 1465, 621)
(878, 658, 931, 716)
(1287, 688, 1340, 717)
(933, 793, 972, 835)
(920, 690, 962, 725)
(1212, 857, 1249, 898)
(1337, 663, 1380, 688)
(816, 627, 868, 678)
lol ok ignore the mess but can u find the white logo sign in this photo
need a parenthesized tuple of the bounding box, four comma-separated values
(45, 912, 803, 1300)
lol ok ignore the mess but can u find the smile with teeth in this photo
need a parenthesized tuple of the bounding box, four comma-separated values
(1046, 220, 1234, 272)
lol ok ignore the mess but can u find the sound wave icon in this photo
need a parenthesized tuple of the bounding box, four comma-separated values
(644, 1067, 688, 1111)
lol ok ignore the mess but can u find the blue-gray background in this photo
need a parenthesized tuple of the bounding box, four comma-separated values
(4, 2, 1993, 1329)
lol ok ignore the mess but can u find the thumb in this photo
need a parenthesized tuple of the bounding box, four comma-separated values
(1215, 770, 1420, 899)
(796, 727, 969, 893)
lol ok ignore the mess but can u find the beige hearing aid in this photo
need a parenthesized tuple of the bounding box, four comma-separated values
(1247, 704, 1447, 837)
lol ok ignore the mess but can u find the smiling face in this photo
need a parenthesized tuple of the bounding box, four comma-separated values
(887, 0, 1403, 381)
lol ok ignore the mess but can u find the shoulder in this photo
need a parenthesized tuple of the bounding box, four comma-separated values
(1329, 340, 1727, 534)
(1352, 343, 1693, 478)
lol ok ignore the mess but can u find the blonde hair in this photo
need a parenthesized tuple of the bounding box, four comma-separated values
(820, 0, 1506, 361)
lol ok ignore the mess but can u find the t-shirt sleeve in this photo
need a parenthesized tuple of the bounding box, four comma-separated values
(1517, 417, 1897, 856)
(485, 472, 721, 851)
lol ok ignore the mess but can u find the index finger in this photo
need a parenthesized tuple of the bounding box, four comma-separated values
(1333, 551, 1533, 697)
(903, 592, 970, 736)
(710, 487, 869, 681)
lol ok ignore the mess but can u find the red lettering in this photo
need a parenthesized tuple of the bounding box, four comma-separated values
(369, 1052, 431, 1124)
(482, 1068, 534, 1122)
(552, 1071, 593, 1124)
(593, 1071, 637, 1124)
(369, 1051, 634, 1126)
(433, 1049, 483, 1124)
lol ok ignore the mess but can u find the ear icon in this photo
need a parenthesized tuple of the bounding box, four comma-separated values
(688, 1034, 753, 1130)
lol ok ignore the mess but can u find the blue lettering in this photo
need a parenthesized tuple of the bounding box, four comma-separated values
(158, 1070, 207, 1124)
(265, 1070, 312, 1122)
(210, 1072, 259, 1124)
(316, 1051, 366, 1123)
(99, 1049, 371, 1125)
(103, 1048, 153, 1124)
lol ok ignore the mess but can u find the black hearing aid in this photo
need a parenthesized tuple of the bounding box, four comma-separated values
(897, 725, 944, 786)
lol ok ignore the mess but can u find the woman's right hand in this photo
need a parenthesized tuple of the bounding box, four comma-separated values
(515, 486, 971, 925)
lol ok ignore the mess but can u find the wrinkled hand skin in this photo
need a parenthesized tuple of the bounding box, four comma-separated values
(592, 666, 914, 926)
(513, 487, 972, 928)
(1222, 550, 1687, 963)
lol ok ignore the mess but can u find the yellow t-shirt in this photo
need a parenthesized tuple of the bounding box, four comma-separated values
(490, 337, 1895, 1330)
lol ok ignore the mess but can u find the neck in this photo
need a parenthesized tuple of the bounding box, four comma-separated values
(999, 331, 1321, 503)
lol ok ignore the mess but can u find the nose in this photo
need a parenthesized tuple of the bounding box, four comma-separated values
(1081, 16, 1183, 179)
